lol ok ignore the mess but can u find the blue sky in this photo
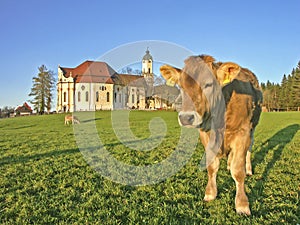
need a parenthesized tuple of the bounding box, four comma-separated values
(1, 0, 299, 109)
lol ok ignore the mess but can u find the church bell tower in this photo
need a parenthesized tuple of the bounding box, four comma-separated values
(142, 48, 154, 88)
(142, 48, 154, 108)
(142, 48, 153, 74)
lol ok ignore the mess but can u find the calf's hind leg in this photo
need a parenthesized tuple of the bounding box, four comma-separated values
(246, 151, 252, 176)
(246, 129, 255, 176)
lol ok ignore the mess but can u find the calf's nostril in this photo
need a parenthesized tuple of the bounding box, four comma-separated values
(179, 114, 195, 125)
(188, 114, 194, 123)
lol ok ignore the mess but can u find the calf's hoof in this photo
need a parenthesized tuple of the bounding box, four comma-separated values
(203, 194, 216, 202)
(246, 170, 253, 176)
(236, 203, 251, 216)
(246, 164, 253, 176)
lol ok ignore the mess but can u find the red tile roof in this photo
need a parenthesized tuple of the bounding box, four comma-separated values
(60, 61, 146, 86)
(15, 102, 32, 112)
(60, 60, 117, 84)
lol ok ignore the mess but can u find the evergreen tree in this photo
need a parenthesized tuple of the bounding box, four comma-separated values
(29, 65, 55, 113)
(291, 61, 300, 110)
(261, 60, 300, 111)
(262, 81, 279, 111)
(279, 74, 288, 110)
(273, 84, 280, 110)
(286, 74, 294, 110)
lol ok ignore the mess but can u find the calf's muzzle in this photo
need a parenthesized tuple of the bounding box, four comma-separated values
(178, 111, 202, 128)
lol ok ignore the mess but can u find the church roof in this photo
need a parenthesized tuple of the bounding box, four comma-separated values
(59, 60, 116, 84)
(59, 59, 149, 86)
(142, 49, 153, 61)
(112, 74, 146, 87)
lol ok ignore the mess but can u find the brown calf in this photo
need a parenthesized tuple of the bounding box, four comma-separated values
(64, 115, 80, 125)
(160, 55, 262, 215)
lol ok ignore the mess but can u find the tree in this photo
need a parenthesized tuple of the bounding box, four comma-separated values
(286, 74, 295, 110)
(0, 106, 15, 118)
(278, 74, 288, 110)
(29, 65, 55, 113)
(120, 67, 142, 75)
(291, 61, 300, 109)
(261, 60, 300, 111)
(153, 74, 165, 86)
(262, 80, 278, 111)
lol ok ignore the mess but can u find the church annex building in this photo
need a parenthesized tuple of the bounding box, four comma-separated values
(56, 49, 179, 112)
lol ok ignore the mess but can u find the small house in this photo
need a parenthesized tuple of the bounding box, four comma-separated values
(15, 102, 33, 116)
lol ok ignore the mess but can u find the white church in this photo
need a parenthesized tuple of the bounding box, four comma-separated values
(56, 49, 179, 112)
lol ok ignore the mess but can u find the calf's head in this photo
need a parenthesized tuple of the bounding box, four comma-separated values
(160, 56, 225, 131)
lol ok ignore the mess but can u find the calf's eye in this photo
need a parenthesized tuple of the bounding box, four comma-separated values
(204, 82, 213, 89)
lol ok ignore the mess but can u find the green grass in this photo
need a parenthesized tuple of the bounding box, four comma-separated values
(0, 111, 299, 224)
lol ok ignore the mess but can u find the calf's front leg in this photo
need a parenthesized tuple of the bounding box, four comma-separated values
(204, 156, 220, 201)
(200, 131, 220, 202)
(230, 136, 251, 215)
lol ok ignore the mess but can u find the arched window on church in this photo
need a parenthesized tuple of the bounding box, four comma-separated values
(85, 91, 89, 102)
(78, 92, 81, 102)
(106, 92, 110, 102)
(63, 92, 67, 102)
(96, 91, 99, 102)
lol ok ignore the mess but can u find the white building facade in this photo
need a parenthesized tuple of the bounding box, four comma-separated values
(57, 50, 154, 112)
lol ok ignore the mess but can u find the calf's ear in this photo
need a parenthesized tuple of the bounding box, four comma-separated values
(160, 65, 181, 86)
(216, 62, 241, 85)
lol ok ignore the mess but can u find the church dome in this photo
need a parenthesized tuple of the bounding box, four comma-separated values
(143, 48, 153, 61)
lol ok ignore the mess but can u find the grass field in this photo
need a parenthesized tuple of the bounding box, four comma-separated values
(0, 111, 299, 224)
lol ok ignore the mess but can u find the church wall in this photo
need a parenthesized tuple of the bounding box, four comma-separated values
(113, 85, 146, 110)
(126, 86, 145, 109)
(57, 79, 75, 112)
(94, 83, 114, 110)
(137, 88, 146, 109)
(75, 83, 90, 111)
(75, 83, 114, 111)
(127, 86, 135, 109)
(113, 85, 126, 109)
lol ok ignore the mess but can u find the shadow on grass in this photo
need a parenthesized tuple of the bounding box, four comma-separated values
(252, 124, 299, 176)
(5, 124, 37, 130)
(0, 148, 79, 166)
(251, 124, 299, 212)
(81, 117, 102, 123)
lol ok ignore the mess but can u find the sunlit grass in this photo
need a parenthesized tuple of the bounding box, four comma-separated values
(0, 111, 299, 224)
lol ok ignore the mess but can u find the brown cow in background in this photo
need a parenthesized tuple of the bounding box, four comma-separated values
(64, 115, 80, 125)
(160, 55, 262, 215)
